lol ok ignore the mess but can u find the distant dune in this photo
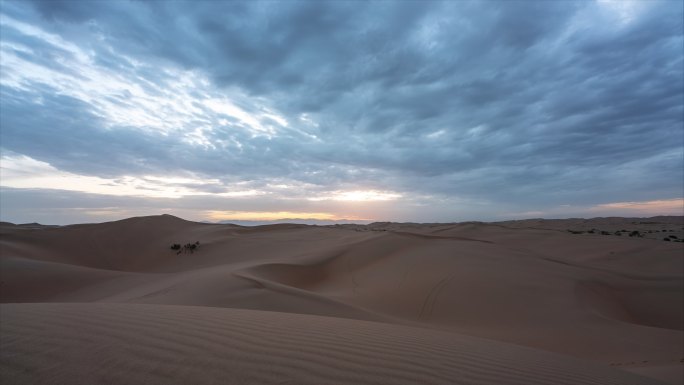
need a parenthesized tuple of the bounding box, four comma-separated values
(1, 215, 682, 384)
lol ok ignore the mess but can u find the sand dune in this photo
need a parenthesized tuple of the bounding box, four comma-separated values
(0, 303, 668, 385)
(1, 215, 682, 384)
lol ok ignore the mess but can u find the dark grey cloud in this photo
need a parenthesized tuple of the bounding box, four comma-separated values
(1, 0, 682, 222)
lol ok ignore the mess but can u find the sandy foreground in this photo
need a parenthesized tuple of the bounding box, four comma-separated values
(1, 215, 682, 384)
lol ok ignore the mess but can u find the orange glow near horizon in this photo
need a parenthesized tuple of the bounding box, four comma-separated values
(592, 198, 684, 214)
(205, 210, 370, 222)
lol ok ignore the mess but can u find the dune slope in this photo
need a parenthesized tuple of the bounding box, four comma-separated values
(0, 303, 667, 385)
(1, 215, 682, 384)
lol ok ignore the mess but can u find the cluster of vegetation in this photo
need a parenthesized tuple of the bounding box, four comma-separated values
(567, 229, 642, 236)
(171, 241, 201, 254)
(567, 229, 683, 242)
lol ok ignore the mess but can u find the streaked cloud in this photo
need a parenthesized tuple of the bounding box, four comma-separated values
(0, 154, 260, 199)
(0, 0, 681, 223)
(309, 190, 402, 202)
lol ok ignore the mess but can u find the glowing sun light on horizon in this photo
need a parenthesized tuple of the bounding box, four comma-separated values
(205, 210, 369, 221)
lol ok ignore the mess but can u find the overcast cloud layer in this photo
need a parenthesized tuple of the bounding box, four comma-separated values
(1, 0, 682, 224)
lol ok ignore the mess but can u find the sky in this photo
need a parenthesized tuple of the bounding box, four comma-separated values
(0, 0, 682, 225)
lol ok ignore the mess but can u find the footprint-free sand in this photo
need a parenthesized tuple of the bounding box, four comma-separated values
(1, 215, 682, 384)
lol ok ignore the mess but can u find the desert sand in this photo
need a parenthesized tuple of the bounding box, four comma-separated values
(1, 214, 682, 384)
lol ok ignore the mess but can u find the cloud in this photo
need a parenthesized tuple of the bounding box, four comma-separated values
(308, 190, 402, 202)
(0, 153, 263, 198)
(0, 0, 682, 223)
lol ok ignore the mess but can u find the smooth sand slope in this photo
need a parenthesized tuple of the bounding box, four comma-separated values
(1, 215, 682, 384)
(0, 303, 667, 385)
